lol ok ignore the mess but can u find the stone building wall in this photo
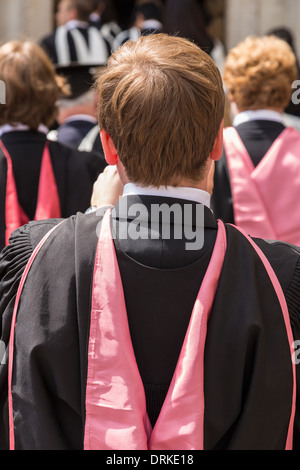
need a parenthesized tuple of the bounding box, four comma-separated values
(0, 0, 54, 44)
(226, 0, 300, 57)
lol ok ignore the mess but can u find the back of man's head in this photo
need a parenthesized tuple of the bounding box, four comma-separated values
(134, 2, 162, 22)
(96, 33, 225, 187)
(67, 0, 96, 22)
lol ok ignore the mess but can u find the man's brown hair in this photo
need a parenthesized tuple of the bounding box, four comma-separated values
(96, 33, 225, 186)
(66, 0, 96, 21)
(223, 35, 297, 111)
(0, 41, 69, 131)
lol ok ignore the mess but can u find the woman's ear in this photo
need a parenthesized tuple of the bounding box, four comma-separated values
(100, 129, 118, 165)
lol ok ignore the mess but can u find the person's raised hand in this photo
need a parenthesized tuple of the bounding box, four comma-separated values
(91, 165, 124, 208)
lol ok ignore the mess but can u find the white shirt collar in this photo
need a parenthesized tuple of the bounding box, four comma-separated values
(65, 20, 89, 30)
(90, 13, 101, 22)
(0, 123, 49, 137)
(122, 183, 211, 208)
(141, 19, 162, 31)
(233, 109, 284, 127)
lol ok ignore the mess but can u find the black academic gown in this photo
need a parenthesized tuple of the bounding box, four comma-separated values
(0, 130, 106, 251)
(40, 25, 111, 65)
(1, 196, 300, 449)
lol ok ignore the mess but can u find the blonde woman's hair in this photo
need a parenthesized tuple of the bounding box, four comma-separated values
(223, 35, 297, 111)
(0, 40, 69, 130)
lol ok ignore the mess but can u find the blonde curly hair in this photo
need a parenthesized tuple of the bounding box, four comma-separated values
(223, 35, 297, 111)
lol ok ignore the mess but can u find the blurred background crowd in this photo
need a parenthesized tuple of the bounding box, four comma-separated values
(2, 0, 300, 60)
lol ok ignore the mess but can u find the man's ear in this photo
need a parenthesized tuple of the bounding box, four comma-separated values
(69, 7, 78, 21)
(100, 129, 118, 165)
(210, 120, 224, 162)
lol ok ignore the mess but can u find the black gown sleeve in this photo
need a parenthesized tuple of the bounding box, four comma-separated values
(287, 258, 300, 449)
(254, 238, 300, 450)
(0, 212, 105, 450)
(0, 219, 62, 449)
(5, 217, 85, 450)
(282, 250, 300, 450)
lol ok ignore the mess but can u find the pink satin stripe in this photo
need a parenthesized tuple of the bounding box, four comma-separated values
(0, 139, 61, 246)
(0, 140, 27, 246)
(34, 142, 61, 221)
(8, 222, 64, 450)
(84, 209, 151, 450)
(84, 213, 227, 450)
(231, 224, 296, 450)
(223, 127, 276, 240)
(149, 220, 227, 450)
